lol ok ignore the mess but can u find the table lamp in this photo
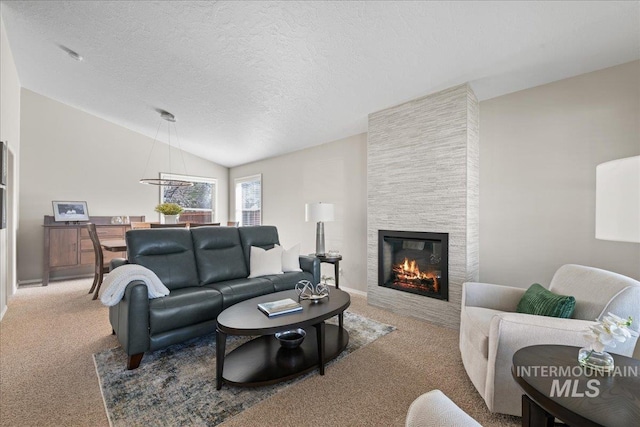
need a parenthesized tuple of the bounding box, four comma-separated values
(305, 202, 335, 255)
(595, 155, 640, 243)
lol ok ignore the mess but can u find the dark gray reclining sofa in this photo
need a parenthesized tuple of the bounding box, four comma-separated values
(109, 225, 319, 369)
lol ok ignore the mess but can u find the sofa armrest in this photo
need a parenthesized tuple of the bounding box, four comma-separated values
(299, 255, 320, 284)
(109, 281, 150, 356)
(484, 313, 599, 414)
(462, 282, 526, 312)
(489, 312, 637, 357)
(109, 258, 129, 271)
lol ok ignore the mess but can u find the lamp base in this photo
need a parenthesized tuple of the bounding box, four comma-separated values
(315, 221, 326, 256)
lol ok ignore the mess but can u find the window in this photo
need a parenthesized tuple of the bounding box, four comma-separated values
(160, 173, 217, 224)
(235, 174, 262, 226)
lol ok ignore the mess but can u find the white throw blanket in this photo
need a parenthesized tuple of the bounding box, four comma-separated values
(100, 264, 170, 306)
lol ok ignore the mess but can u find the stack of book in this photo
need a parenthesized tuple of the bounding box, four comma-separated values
(258, 298, 303, 317)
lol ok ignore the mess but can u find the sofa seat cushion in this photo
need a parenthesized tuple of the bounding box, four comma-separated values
(205, 278, 275, 309)
(261, 271, 314, 292)
(150, 287, 223, 335)
(462, 307, 503, 358)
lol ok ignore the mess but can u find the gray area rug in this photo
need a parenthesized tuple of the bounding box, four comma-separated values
(94, 312, 395, 426)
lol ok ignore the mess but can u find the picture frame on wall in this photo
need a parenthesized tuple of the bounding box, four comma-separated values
(52, 201, 90, 222)
(0, 188, 6, 229)
(0, 140, 6, 186)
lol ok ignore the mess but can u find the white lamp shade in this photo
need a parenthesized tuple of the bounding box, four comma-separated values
(595, 155, 640, 243)
(305, 202, 335, 222)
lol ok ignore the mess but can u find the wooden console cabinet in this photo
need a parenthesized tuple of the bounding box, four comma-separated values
(42, 215, 145, 286)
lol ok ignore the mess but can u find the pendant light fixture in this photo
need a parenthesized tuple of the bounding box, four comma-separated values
(139, 110, 194, 187)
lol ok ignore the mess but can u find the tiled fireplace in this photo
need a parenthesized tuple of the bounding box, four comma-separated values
(367, 84, 479, 329)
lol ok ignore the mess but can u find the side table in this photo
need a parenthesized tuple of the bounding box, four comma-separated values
(315, 254, 342, 289)
(512, 344, 640, 427)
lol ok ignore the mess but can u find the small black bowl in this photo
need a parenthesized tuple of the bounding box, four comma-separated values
(275, 328, 306, 349)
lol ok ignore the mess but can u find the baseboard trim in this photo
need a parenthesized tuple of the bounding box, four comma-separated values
(0, 304, 7, 322)
(19, 274, 93, 287)
(340, 286, 367, 297)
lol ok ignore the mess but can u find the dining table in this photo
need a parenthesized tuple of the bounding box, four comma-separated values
(101, 239, 127, 252)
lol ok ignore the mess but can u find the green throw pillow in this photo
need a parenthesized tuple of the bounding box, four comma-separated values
(516, 283, 576, 318)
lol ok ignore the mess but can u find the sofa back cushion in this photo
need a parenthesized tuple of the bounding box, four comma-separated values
(238, 226, 280, 268)
(191, 226, 248, 284)
(549, 264, 640, 328)
(126, 228, 199, 290)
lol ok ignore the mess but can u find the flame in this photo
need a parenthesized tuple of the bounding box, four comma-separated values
(392, 257, 439, 292)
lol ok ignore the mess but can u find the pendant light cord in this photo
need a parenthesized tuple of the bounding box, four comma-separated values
(139, 110, 193, 187)
(171, 121, 189, 179)
(140, 119, 164, 182)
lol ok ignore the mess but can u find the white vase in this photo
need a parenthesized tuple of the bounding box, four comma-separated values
(163, 214, 179, 224)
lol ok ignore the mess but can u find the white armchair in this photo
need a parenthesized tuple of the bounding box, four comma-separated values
(459, 264, 640, 416)
(406, 390, 482, 427)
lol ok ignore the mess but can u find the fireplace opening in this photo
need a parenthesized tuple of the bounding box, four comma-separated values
(378, 230, 448, 301)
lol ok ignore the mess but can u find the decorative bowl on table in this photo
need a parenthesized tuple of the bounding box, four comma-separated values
(275, 328, 306, 349)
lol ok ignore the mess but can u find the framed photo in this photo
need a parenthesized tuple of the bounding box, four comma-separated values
(0, 188, 5, 229)
(52, 201, 89, 222)
(0, 140, 6, 186)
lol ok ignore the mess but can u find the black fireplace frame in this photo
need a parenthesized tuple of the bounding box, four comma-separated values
(378, 230, 449, 301)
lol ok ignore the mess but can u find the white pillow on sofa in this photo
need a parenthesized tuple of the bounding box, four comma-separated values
(279, 244, 302, 272)
(248, 245, 283, 278)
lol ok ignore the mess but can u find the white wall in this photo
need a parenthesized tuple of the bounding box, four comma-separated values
(230, 133, 367, 293)
(479, 61, 640, 287)
(0, 13, 21, 320)
(18, 90, 229, 283)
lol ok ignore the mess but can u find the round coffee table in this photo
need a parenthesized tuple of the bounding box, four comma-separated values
(215, 288, 350, 389)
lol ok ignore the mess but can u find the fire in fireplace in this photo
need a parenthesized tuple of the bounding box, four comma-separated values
(393, 258, 440, 293)
(378, 230, 448, 300)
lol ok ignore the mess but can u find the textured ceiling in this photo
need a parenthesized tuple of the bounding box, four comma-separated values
(2, 1, 639, 167)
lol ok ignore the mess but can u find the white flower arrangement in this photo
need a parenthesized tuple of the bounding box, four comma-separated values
(583, 313, 637, 353)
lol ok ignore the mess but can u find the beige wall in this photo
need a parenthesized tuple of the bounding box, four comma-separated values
(479, 61, 640, 287)
(230, 133, 368, 293)
(0, 14, 21, 320)
(18, 90, 229, 283)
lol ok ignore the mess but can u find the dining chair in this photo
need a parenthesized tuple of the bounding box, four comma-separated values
(189, 222, 221, 228)
(87, 223, 109, 300)
(149, 223, 189, 228)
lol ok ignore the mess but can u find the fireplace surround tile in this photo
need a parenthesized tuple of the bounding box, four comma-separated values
(367, 84, 479, 329)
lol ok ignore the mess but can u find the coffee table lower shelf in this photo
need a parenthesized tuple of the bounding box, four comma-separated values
(221, 324, 349, 387)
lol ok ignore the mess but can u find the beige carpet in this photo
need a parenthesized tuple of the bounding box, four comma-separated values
(0, 278, 519, 426)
